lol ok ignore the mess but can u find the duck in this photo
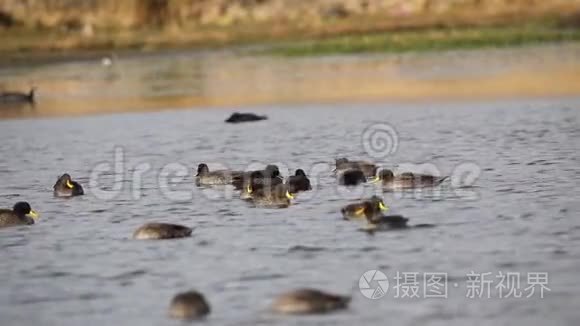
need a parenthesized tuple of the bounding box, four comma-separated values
(168, 290, 210, 320)
(246, 183, 294, 208)
(334, 158, 377, 177)
(195, 163, 244, 186)
(341, 195, 388, 220)
(232, 164, 283, 190)
(361, 201, 409, 230)
(338, 168, 366, 186)
(376, 169, 447, 190)
(0, 87, 35, 104)
(53, 173, 84, 197)
(240, 171, 264, 200)
(225, 112, 267, 123)
(272, 288, 350, 314)
(0, 202, 39, 228)
(286, 169, 312, 193)
(133, 223, 192, 240)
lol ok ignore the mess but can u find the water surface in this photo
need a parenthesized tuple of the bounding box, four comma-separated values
(1, 98, 579, 325)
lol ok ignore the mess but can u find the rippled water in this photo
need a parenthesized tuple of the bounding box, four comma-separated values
(1, 97, 579, 325)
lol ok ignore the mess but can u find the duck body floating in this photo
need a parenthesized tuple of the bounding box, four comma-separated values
(338, 168, 367, 186)
(133, 223, 192, 240)
(53, 174, 84, 197)
(334, 158, 377, 178)
(0, 87, 35, 105)
(0, 202, 39, 228)
(245, 183, 295, 208)
(272, 288, 350, 314)
(195, 163, 244, 186)
(168, 290, 210, 320)
(341, 195, 388, 220)
(232, 164, 283, 191)
(286, 169, 312, 193)
(377, 169, 448, 190)
(225, 112, 267, 123)
(357, 201, 435, 231)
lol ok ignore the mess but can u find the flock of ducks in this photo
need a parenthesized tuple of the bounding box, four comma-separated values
(1, 144, 447, 319)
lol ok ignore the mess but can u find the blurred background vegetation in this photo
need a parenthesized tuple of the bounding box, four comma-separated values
(1, 0, 579, 58)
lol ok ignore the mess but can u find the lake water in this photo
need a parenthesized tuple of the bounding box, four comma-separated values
(1, 46, 580, 326)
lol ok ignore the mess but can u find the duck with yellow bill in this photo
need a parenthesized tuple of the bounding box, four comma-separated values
(245, 183, 295, 208)
(0, 202, 39, 228)
(358, 201, 435, 232)
(341, 195, 388, 220)
(53, 173, 84, 197)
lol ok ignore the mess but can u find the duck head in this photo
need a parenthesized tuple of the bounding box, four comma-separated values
(378, 169, 395, 182)
(57, 173, 75, 189)
(335, 158, 348, 166)
(13, 202, 39, 220)
(295, 169, 307, 177)
(264, 164, 281, 178)
(245, 171, 265, 194)
(29, 86, 37, 100)
(363, 200, 385, 222)
(370, 195, 389, 212)
(196, 164, 209, 176)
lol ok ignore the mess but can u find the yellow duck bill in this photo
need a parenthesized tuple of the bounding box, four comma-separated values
(378, 201, 388, 211)
(27, 210, 39, 220)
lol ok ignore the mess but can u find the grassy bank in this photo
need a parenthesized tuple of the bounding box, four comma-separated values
(0, 8, 579, 65)
(264, 23, 580, 56)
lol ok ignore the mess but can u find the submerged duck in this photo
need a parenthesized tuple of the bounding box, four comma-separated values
(0, 87, 35, 104)
(361, 201, 408, 230)
(0, 202, 39, 228)
(376, 169, 448, 190)
(195, 163, 244, 186)
(334, 158, 377, 177)
(232, 164, 283, 191)
(246, 183, 295, 208)
(272, 288, 350, 314)
(169, 290, 210, 320)
(225, 112, 267, 123)
(53, 173, 84, 197)
(286, 169, 312, 193)
(338, 169, 366, 186)
(133, 223, 192, 240)
(341, 195, 388, 220)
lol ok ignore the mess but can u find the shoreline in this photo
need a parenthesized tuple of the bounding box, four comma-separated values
(3, 94, 580, 122)
(1, 8, 580, 66)
(2, 41, 580, 120)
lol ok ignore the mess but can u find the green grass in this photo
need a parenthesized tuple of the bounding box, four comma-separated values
(264, 25, 580, 56)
